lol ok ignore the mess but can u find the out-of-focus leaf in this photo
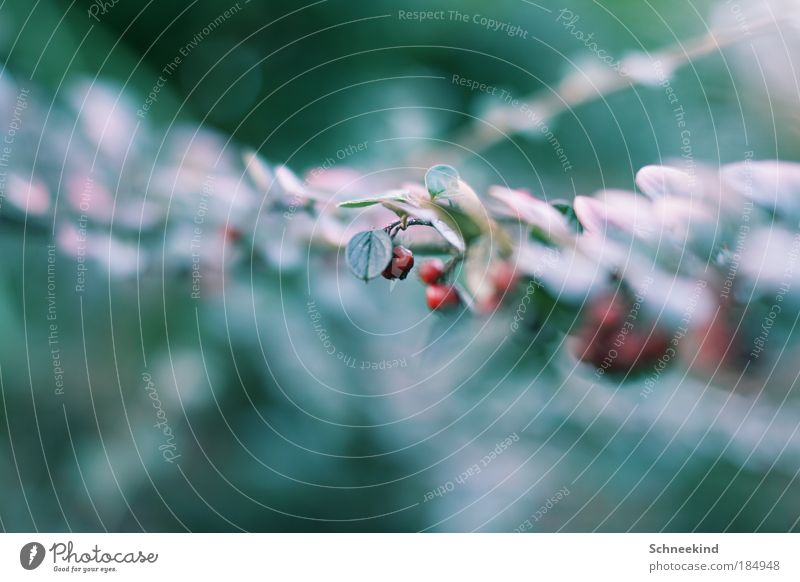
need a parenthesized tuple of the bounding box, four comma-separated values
(636, 165, 694, 199)
(739, 226, 800, 306)
(574, 191, 656, 239)
(722, 160, 800, 221)
(652, 195, 718, 258)
(490, 186, 572, 238)
(627, 267, 715, 332)
(337, 190, 409, 208)
(377, 201, 468, 252)
(431, 218, 466, 253)
(242, 149, 273, 193)
(517, 241, 608, 305)
(463, 236, 495, 304)
(345, 229, 392, 281)
(423, 165, 491, 231)
(550, 199, 583, 234)
(4, 174, 52, 221)
(441, 179, 489, 225)
(419, 187, 493, 250)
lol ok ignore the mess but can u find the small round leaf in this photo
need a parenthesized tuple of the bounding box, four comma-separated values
(345, 229, 393, 281)
(425, 164, 460, 198)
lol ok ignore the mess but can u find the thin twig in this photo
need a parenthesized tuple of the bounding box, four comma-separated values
(384, 217, 434, 237)
(426, 12, 795, 163)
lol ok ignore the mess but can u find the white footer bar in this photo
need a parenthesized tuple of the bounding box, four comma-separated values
(1, 533, 796, 580)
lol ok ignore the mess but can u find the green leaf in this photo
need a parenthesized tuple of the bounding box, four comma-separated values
(345, 230, 393, 281)
(426, 203, 484, 247)
(463, 236, 494, 303)
(338, 199, 383, 208)
(425, 164, 460, 198)
(338, 190, 408, 208)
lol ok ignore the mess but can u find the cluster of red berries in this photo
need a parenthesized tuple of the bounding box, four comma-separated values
(418, 258, 460, 311)
(382, 246, 460, 311)
(573, 292, 669, 375)
(477, 262, 518, 312)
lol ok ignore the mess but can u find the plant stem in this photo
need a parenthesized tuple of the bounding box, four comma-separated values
(384, 217, 434, 237)
(425, 11, 795, 163)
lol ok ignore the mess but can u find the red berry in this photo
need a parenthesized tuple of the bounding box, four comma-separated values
(222, 226, 242, 242)
(588, 293, 625, 328)
(418, 259, 446, 285)
(382, 245, 415, 280)
(426, 284, 460, 311)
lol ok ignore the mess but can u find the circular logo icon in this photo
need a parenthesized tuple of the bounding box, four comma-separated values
(20, 542, 45, 570)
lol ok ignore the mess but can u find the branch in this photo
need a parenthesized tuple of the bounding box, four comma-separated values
(421, 11, 796, 164)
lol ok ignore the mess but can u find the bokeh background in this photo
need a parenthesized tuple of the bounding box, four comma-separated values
(1, 0, 799, 531)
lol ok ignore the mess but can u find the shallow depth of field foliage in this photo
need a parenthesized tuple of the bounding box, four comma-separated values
(1, 0, 800, 532)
